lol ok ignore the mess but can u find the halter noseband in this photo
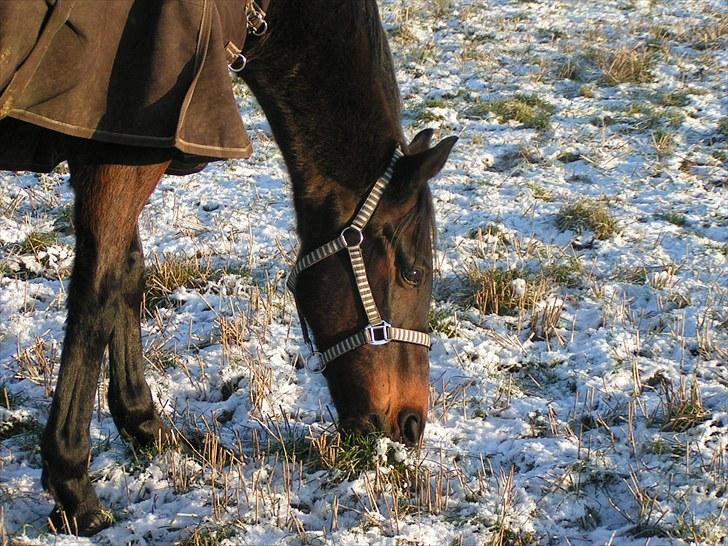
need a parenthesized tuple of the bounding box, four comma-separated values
(287, 149, 431, 372)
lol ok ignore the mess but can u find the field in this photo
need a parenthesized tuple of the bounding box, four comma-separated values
(1, 0, 726, 544)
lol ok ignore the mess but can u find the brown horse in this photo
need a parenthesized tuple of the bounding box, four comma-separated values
(0, 0, 456, 536)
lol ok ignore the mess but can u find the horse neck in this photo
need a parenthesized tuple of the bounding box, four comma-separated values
(242, 3, 403, 248)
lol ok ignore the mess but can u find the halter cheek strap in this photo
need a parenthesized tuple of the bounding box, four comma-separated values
(287, 149, 431, 372)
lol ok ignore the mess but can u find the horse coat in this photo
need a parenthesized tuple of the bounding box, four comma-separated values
(0, 0, 253, 174)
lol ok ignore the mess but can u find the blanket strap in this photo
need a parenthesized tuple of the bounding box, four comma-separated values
(227, 0, 270, 72)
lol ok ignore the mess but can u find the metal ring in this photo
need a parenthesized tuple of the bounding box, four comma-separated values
(305, 352, 326, 373)
(252, 20, 268, 36)
(340, 226, 364, 248)
(228, 54, 247, 73)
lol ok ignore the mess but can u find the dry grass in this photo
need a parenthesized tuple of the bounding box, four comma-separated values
(529, 297, 565, 344)
(593, 46, 656, 85)
(144, 253, 217, 311)
(651, 129, 676, 158)
(656, 375, 710, 432)
(487, 466, 539, 546)
(462, 265, 552, 316)
(13, 336, 58, 397)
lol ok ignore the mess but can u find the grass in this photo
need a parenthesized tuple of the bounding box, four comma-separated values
(468, 94, 555, 129)
(556, 59, 586, 81)
(593, 46, 656, 85)
(618, 102, 686, 134)
(556, 199, 618, 240)
(658, 210, 687, 227)
(651, 129, 676, 158)
(13, 337, 57, 397)
(717, 117, 728, 138)
(658, 375, 710, 432)
(461, 265, 552, 316)
(0, 385, 23, 410)
(144, 253, 219, 311)
(578, 85, 595, 98)
(14, 231, 59, 255)
(527, 182, 554, 202)
(178, 524, 240, 546)
(657, 90, 691, 107)
(0, 415, 43, 443)
(272, 428, 410, 482)
(541, 256, 585, 288)
(429, 305, 461, 338)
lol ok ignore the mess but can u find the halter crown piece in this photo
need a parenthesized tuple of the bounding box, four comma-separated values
(287, 149, 432, 373)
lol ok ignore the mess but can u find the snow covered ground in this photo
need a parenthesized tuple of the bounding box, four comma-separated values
(1, 0, 726, 544)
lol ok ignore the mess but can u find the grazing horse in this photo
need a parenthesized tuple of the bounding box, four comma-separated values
(0, 0, 456, 535)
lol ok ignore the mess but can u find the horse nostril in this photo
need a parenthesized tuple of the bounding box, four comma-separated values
(399, 412, 422, 445)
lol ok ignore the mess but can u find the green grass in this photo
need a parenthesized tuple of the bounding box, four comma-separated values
(578, 85, 595, 98)
(657, 90, 691, 107)
(556, 200, 618, 240)
(178, 524, 239, 546)
(622, 102, 686, 132)
(527, 182, 554, 202)
(468, 94, 555, 129)
(658, 211, 687, 227)
(429, 306, 461, 338)
(15, 231, 59, 255)
(717, 117, 728, 138)
(541, 256, 585, 288)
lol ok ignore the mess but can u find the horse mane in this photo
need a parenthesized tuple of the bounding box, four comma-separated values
(244, 1, 404, 192)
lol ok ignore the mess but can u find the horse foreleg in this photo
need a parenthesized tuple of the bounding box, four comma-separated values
(41, 157, 168, 536)
(107, 227, 167, 445)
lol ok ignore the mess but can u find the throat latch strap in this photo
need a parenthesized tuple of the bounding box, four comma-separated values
(287, 149, 431, 372)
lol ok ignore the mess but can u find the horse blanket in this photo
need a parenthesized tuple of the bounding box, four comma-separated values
(0, 0, 252, 174)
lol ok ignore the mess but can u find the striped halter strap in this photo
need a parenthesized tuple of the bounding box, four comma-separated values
(287, 149, 431, 372)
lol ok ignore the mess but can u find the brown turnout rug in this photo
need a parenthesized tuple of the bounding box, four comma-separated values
(0, 0, 252, 174)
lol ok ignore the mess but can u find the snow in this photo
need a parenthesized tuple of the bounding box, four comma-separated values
(1, 0, 727, 544)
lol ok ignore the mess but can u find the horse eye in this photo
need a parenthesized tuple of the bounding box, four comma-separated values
(402, 266, 423, 286)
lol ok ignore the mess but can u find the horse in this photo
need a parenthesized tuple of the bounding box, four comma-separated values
(0, 0, 456, 535)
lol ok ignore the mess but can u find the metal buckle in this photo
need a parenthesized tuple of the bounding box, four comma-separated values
(365, 322, 392, 346)
(247, 0, 268, 36)
(340, 226, 364, 248)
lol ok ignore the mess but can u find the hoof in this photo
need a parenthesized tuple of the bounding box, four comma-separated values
(48, 505, 114, 536)
(121, 417, 174, 450)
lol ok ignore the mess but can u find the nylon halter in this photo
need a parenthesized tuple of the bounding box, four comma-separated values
(287, 149, 431, 372)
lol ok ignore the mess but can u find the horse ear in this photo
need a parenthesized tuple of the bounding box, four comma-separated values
(408, 135, 458, 181)
(407, 128, 435, 155)
(387, 135, 458, 203)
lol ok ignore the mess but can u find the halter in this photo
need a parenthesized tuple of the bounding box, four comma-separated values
(287, 149, 431, 373)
